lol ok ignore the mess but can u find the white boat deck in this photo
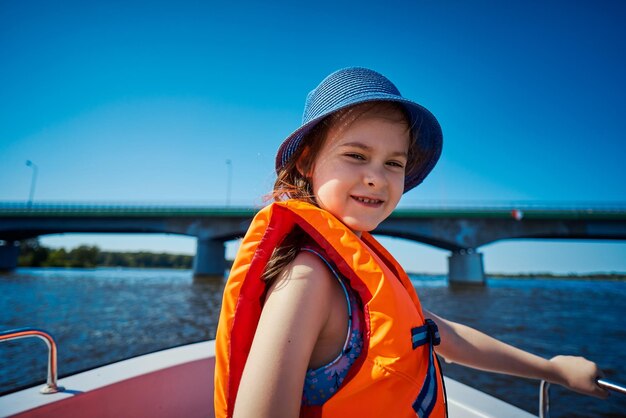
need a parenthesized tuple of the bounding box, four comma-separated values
(0, 340, 536, 417)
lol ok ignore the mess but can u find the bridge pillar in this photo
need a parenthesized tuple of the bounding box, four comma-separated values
(448, 249, 485, 285)
(193, 238, 225, 280)
(0, 241, 20, 272)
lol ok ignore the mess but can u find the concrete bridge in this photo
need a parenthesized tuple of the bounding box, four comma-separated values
(1, 202, 625, 284)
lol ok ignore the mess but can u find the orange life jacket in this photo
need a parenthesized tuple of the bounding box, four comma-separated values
(214, 200, 447, 418)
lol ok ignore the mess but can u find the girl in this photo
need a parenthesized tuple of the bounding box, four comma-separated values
(214, 67, 607, 418)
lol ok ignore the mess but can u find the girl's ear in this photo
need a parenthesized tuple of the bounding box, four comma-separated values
(296, 147, 312, 178)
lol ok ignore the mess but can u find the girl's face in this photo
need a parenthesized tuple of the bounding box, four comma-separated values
(309, 111, 410, 235)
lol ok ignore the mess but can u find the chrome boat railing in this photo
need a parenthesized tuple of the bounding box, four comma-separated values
(0, 328, 64, 394)
(539, 378, 626, 418)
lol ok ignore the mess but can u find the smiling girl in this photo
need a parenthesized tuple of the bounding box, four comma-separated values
(214, 67, 607, 418)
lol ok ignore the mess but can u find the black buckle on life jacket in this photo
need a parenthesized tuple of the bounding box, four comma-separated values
(425, 319, 441, 346)
(411, 318, 441, 349)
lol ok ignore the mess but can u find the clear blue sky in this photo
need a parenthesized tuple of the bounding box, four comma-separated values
(2, 0, 625, 274)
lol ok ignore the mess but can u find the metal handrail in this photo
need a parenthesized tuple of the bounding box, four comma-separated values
(539, 378, 626, 418)
(0, 328, 64, 394)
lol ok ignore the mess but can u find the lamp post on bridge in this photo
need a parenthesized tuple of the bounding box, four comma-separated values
(25, 160, 38, 209)
(226, 159, 232, 207)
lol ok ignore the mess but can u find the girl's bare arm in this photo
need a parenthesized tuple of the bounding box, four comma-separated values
(423, 309, 609, 399)
(233, 252, 336, 418)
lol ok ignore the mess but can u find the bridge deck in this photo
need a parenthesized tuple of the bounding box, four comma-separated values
(1, 202, 625, 220)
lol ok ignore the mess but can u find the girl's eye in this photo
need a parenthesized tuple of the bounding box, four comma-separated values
(345, 153, 365, 160)
(387, 161, 405, 168)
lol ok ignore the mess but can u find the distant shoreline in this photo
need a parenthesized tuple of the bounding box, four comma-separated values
(407, 271, 626, 281)
(12, 265, 626, 281)
(16, 240, 626, 280)
(488, 272, 626, 281)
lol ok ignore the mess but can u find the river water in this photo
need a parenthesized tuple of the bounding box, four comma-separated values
(1, 268, 625, 417)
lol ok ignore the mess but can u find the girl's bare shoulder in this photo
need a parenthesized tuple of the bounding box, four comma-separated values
(268, 250, 337, 296)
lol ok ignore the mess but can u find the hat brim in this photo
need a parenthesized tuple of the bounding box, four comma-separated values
(276, 93, 443, 193)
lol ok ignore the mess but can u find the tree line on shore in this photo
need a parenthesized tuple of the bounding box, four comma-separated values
(17, 239, 193, 269)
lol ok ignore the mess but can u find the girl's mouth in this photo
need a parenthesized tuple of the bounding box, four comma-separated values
(352, 195, 384, 207)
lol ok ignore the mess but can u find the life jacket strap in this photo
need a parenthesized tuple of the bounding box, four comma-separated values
(411, 319, 443, 418)
(411, 318, 441, 349)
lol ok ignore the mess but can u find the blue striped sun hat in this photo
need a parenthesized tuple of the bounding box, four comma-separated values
(275, 67, 443, 193)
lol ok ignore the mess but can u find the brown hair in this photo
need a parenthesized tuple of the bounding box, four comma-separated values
(262, 101, 415, 284)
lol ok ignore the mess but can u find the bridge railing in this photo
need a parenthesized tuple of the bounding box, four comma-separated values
(1, 200, 626, 217)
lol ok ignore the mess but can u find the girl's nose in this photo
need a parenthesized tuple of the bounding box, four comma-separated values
(363, 165, 386, 188)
